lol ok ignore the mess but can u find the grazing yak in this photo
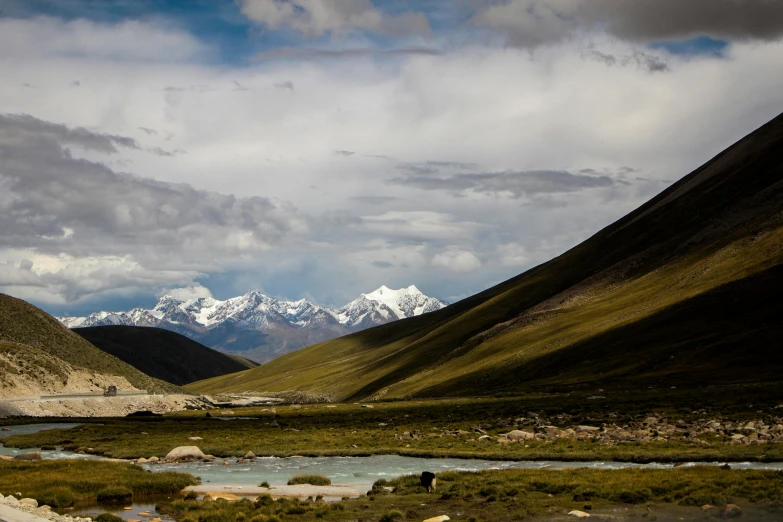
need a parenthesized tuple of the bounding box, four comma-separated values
(420, 471, 437, 493)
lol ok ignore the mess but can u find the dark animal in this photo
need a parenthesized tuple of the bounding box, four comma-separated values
(420, 471, 437, 493)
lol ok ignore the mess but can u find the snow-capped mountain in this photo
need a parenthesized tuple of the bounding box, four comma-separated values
(58, 286, 447, 363)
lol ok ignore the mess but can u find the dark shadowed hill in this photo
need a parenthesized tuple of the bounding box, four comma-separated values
(188, 112, 783, 401)
(74, 326, 259, 386)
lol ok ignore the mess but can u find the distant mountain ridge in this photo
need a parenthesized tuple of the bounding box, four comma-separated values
(58, 285, 446, 362)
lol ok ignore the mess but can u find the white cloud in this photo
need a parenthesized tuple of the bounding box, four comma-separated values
(1, 14, 782, 310)
(432, 248, 482, 273)
(238, 0, 430, 37)
(160, 284, 213, 301)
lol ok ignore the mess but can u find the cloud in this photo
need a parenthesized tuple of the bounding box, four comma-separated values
(160, 283, 213, 301)
(432, 248, 482, 273)
(138, 127, 157, 135)
(334, 150, 355, 156)
(273, 80, 295, 90)
(0, 113, 309, 301)
(255, 46, 441, 60)
(238, 0, 431, 37)
(389, 169, 619, 197)
(583, 48, 669, 72)
(350, 196, 402, 205)
(0, 113, 138, 153)
(471, 0, 783, 48)
(371, 260, 394, 268)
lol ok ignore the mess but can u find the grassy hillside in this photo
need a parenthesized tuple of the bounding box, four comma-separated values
(74, 325, 258, 385)
(188, 112, 783, 400)
(0, 294, 177, 394)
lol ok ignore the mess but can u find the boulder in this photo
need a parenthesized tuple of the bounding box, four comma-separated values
(422, 517, 450, 522)
(505, 430, 535, 441)
(477, 435, 492, 442)
(136, 458, 148, 464)
(244, 451, 256, 459)
(20, 498, 39, 507)
(0, 455, 13, 461)
(5, 496, 20, 507)
(14, 451, 42, 461)
(148, 456, 160, 462)
(165, 446, 206, 462)
(568, 510, 591, 518)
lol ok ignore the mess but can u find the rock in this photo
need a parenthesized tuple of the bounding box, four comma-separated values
(136, 458, 148, 464)
(123, 507, 133, 511)
(269, 420, 280, 428)
(576, 426, 600, 432)
(568, 510, 591, 518)
(721, 504, 741, 518)
(477, 435, 491, 441)
(361, 405, 374, 408)
(1, 427, 11, 431)
(244, 451, 256, 459)
(702, 505, 716, 511)
(422, 517, 450, 522)
(644, 417, 658, 426)
(505, 430, 535, 441)
(14, 451, 42, 461)
(20, 498, 39, 507)
(149, 518, 162, 522)
(137, 512, 151, 517)
(148, 456, 159, 462)
(325, 405, 337, 408)
(204, 492, 242, 501)
(165, 446, 206, 462)
(188, 437, 203, 441)
(5, 496, 21, 507)
(0, 455, 13, 461)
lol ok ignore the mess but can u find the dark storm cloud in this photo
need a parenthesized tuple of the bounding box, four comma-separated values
(472, 0, 783, 48)
(389, 170, 618, 197)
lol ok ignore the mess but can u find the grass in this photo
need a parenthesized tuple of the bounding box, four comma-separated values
(0, 293, 177, 394)
(0, 460, 198, 507)
(155, 467, 783, 521)
(4, 386, 783, 461)
(187, 113, 783, 401)
(287, 475, 331, 486)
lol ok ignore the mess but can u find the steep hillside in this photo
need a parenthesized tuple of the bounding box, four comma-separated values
(0, 294, 177, 396)
(188, 112, 783, 401)
(74, 326, 258, 385)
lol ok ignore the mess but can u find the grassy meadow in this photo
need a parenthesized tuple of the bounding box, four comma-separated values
(155, 467, 783, 521)
(0, 460, 197, 507)
(4, 386, 783, 461)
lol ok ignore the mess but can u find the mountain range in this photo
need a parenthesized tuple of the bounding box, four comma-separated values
(189, 112, 783, 401)
(58, 285, 446, 363)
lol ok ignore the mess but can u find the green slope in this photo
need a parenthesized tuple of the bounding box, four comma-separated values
(0, 294, 178, 394)
(74, 325, 258, 386)
(187, 112, 783, 400)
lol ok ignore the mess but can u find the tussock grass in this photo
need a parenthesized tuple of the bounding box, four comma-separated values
(0, 460, 197, 506)
(286, 474, 331, 486)
(157, 467, 783, 521)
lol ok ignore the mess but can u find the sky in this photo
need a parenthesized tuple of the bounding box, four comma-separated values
(1, 0, 783, 316)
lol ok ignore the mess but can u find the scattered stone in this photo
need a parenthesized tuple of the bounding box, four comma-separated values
(165, 446, 206, 462)
(148, 456, 159, 462)
(325, 405, 337, 408)
(14, 451, 42, 461)
(505, 430, 535, 441)
(721, 504, 742, 518)
(188, 437, 203, 441)
(422, 516, 450, 522)
(361, 405, 374, 409)
(568, 510, 591, 518)
(204, 492, 242, 502)
(20, 498, 39, 507)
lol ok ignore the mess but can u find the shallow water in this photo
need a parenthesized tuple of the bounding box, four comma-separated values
(0, 423, 100, 459)
(5, 423, 783, 492)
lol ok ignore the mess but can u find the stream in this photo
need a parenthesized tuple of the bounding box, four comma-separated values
(4, 423, 783, 519)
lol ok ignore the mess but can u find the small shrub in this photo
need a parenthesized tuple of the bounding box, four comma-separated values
(254, 495, 273, 508)
(379, 509, 405, 522)
(37, 486, 76, 508)
(184, 491, 198, 501)
(96, 486, 132, 504)
(373, 478, 390, 487)
(287, 474, 331, 486)
(95, 514, 124, 522)
(259, 481, 270, 488)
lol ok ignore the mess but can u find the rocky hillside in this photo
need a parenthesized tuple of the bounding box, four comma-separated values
(0, 293, 177, 398)
(74, 326, 258, 386)
(188, 112, 783, 401)
(59, 285, 446, 363)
